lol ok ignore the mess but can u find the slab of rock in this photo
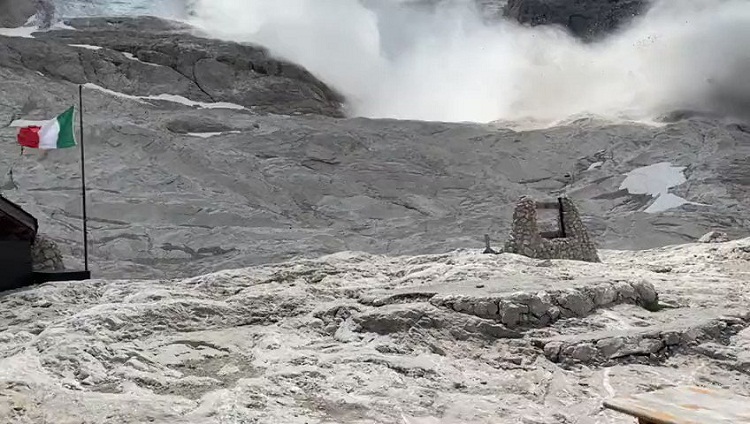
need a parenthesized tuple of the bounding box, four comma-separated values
(430, 280, 658, 328)
(28, 17, 344, 117)
(537, 312, 750, 366)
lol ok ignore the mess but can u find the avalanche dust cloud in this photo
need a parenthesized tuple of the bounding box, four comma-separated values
(179, 0, 750, 125)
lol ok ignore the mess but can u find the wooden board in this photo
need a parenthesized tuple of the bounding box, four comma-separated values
(603, 386, 750, 424)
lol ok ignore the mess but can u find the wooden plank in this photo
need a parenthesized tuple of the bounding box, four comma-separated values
(603, 386, 750, 424)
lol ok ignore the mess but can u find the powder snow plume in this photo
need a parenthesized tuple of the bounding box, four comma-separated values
(183, 0, 750, 124)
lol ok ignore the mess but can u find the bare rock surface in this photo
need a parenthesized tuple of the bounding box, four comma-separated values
(0, 0, 36, 28)
(0, 238, 748, 423)
(6, 17, 343, 117)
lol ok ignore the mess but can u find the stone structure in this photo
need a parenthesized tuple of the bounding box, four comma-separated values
(31, 234, 65, 272)
(504, 196, 600, 262)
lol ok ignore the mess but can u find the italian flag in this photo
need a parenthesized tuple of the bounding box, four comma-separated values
(17, 107, 77, 150)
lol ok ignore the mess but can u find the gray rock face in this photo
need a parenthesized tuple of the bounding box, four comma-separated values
(0, 0, 35, 27)
(24, 17, 344, 117)
(504, 0, 649, 40)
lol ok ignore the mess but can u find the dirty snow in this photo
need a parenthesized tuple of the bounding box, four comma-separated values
(186, 131, 241, 138)
(619, 162, 697, 213)
(69, 44, 103, 50)
(83, 83, 246, 110)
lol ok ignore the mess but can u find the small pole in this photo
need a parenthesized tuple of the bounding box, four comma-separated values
(483, 234, 497, 255)
(558, 197, 566, 238)
(79, 85, 89, 272)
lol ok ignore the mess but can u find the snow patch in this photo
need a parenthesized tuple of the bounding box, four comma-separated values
(150, 94, 245, 110)
(0, 27, 37, 38)
(186, 131, 241, 138)
(83, 83, 246, 110)
(52, 22, 76, 31)
(619, 162, 703, 213)
(0, 22, 75, 39)
(69, 44, 103, 50)
(587, 161, 604, 171)
(122, 52, 161, 67)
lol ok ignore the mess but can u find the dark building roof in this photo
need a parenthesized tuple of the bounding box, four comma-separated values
(0, 195, 38, 242)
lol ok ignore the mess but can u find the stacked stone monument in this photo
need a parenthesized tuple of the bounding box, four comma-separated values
(504, 196, 600, 262)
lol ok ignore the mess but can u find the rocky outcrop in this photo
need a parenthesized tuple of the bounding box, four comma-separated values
(503, 0, 648, 40)
(0, 0, 36, 28)
(430, 280, 657, 328)
(16, 17, 344, 117)
(699, 231, 730, 244)
(31, 234, 64, 272)
(539, 313, 750, 367)
(504, 197, 600, 262)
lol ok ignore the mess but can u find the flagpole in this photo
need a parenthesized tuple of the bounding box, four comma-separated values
(78, 85, 89, 273)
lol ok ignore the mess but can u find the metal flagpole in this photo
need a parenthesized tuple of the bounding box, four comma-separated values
(79, 85, 89, 272)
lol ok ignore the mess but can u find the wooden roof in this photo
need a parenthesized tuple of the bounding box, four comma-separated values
(0, 195, 37, 242)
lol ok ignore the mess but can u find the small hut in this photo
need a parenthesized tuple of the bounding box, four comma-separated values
(0, 195, 37, 289)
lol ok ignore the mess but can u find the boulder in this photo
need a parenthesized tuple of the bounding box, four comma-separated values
(503, 0, 649, 40)
(699, 231, 730, 244)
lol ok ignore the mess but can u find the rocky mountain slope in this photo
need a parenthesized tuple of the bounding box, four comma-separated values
(0, 17, 748, 279)
(0, 0, 36, 27)
(0, 5, 748, 424)
(0, 238, 748, 423)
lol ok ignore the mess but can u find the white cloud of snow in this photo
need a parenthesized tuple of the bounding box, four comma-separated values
(179, 0, 750, 124)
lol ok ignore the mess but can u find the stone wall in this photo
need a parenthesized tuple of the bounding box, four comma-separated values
(31, 235, 65, 272)
(504, 197, 600, 262)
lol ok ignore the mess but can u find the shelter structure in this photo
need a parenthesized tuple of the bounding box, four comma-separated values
(0, 195, 37, 289)
(504, 196, 600, 262)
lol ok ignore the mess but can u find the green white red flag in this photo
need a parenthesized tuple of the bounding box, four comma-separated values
(17, 107, 77, 150)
